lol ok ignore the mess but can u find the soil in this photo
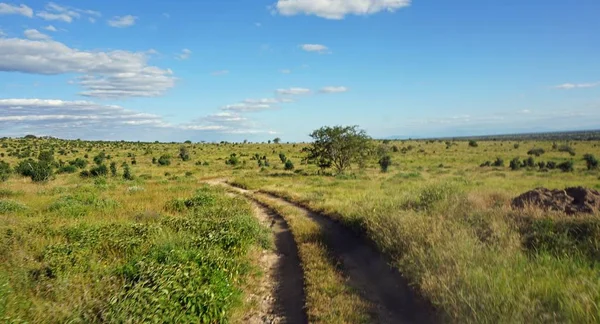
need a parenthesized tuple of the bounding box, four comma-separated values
(512, 186, 600, 215)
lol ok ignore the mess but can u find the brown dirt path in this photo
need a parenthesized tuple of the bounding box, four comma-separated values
(205, 178, 438, 324)
(205, 179, 307, 324)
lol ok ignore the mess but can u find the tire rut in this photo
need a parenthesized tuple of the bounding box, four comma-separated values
(256, 191, 439, 324)
(205, 179, 307, 324)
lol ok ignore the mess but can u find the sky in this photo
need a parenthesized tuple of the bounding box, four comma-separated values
(0, 0, 599, 142)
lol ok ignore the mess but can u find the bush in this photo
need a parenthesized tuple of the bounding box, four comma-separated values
(15, 159, 53, 182)
(0, 160, 10, 182)
(558, 145, 576, 156)
(514, 143, 520, 149)
(468, 140, 478, 147)
(546, 161, 557, 170)
(527, 148, 545, 157)
(583, 154, 598, 170)
(93, 152, 107, 165)
(158, 155, 171, 166)
(89, 164, 109, 177)
(480, 161, 491, 167)
(558, 160, 574, 172)
(284, 159, 295, 171)
(179, 146, 191, 161)
(379, 155, 392, 172)
(225, 154, 239, 166)
(69, 158, 88, 169)
(510, 157, 521, 170)
(492, 157, 504, 167)
(57, 165, 77, 174)
(110, 162, 118, 177)
(123, 164, 134, 180)
(525, 156, 536, 168)
(279, 153, 287, 163)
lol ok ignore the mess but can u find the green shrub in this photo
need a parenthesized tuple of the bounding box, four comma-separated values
(378, 155, 392, 172)
(583, 154, 598, 170)
(284, 159, 295, 171)
(225, 153, 239, 166)
(527, 148, 545, 156)
(57, 165, 77, 174)
(93, 152, 107, 165)
(15, 159, 53, 182)
(492, 157, 504, 167)
(110, 162, 118, 177)
(179, 146, 191, 161)
(158, 155, 171, 166)
(69, 158, 88, 169)
(510, 157, 521, 170)
(0, 160, 10, 182)
(279, 153, 287, 163)
(557, 160, 574, 172)
(123, 164, 134, 180)
(558, 145, 576, 156)
(468, 140, 478, 147)
(547, 161, 557, 169)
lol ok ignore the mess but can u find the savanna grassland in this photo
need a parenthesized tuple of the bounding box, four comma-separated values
(1, 135, 600, 323)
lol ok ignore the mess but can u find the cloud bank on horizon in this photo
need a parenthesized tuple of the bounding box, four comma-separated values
(0, 0, 599, 141)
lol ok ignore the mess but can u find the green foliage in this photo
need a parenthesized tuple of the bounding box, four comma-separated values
(558, 145, 576, 156)
(0, 160, 10, 182)
(492, 157, 504, 167)
(47, 193, 119, 217)
(158, 154, 171, 166)
(179, 146, 191, 161)
(279, 152, 287, 163)
(93, 151, 107, 165)
(378, 155, 392, 172)
(583, 154, 598, 170)
(110, 162, 118, 177)
(557, 160, 574, 172)
(273, 137, 281, 144)
(15, 159, 53, 182)
(38, 150, 54, 164)
(69, 157, 88, 169)
(57, 165, 77, 174)
(510, 157, 521, 170)
(527, 148, 545, 156)
(82, 164, 109, 177)
(305, 125, 372, 173)
(123, 164, 134, 180)
(284, 159, 295, 171)
(524, 156, 536, 168)
(225, 153, 239, 166)
(468, 140, 478, 147)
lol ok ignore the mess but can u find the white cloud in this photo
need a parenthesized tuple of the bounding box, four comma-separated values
(0, 99, 274, 138)
(274, 0, 411, 19)
(0, 2, 33, 17)
(108, 15, 137, 28)
(280, 69, 291, 74)
(276, 87, 311, 95)
(0, 37, 175, 98)
(37, 2, 100, 23)
(163, 13, 170, 18)
(24, 29, 51, 40)
(88, 17, 95, 23)
(255, 22, 262, 27)
(43, 25, 57, 32)
(221, 97, 293, 112)
(0, 29, 6, 37)
(300, 43, 329, 53)
(211, 70, 229, 76)
(320, 86, 348, 93)
(37, 11, 72, 22)
(554, 82, 599, 90)
(176, 48, 192, 60)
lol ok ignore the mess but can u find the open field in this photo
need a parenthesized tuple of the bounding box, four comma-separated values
(1, 136, 600, 323)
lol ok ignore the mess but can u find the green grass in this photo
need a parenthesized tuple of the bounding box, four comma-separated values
(1, 137, 600, 322)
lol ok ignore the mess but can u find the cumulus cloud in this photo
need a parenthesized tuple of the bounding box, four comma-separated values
(554, 82, 599, 90)
(0, 2, 33, 17)
(108, 15, 137, 28)
(176, 48, 192, 60)
(24, 29, 51, 40)
(0, 37, 175, 98)
(221, 97, 294, 112)
(320, 86, 348, 93)
(43, 25, 57, 32)
(274, 0, 411, 19)
(300, 44, 329, 53)
(276, 87, 311, 95)
(211, 70, 229, 76)
(0, 99, 274, 139)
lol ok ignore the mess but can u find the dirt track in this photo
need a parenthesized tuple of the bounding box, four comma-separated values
(206, 179, 437, 324)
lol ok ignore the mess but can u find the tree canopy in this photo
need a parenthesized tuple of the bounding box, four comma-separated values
(305, 125, 372, 173)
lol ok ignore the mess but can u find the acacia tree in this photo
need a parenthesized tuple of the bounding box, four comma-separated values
(305, 125, 372, 174)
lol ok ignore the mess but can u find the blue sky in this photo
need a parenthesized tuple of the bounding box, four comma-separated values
(0, 0, 599, 142)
